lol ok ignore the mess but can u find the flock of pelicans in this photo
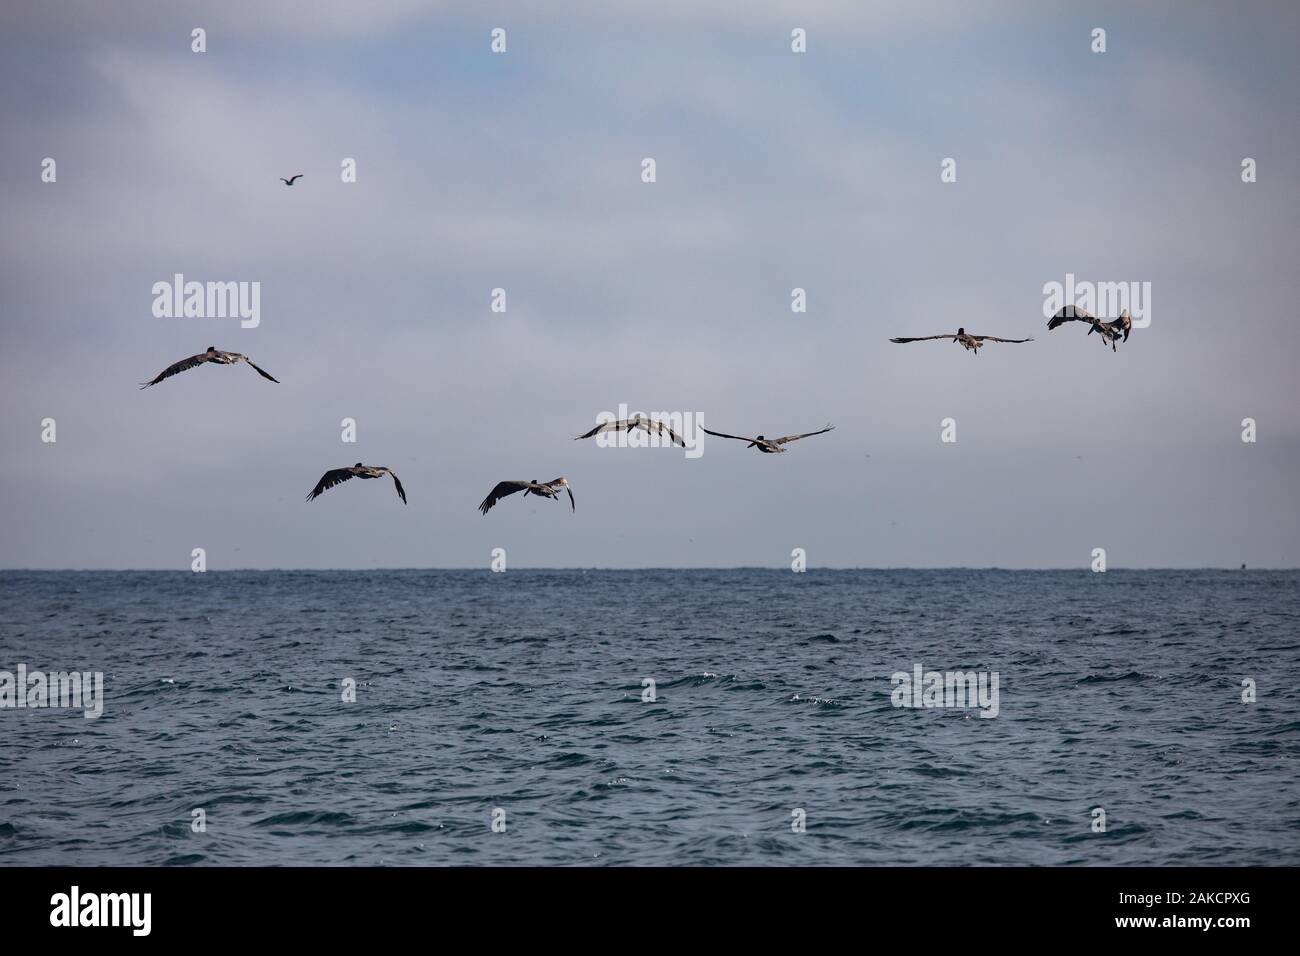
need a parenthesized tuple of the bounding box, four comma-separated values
(891, 305, 1135, 353)
(138, 305, 1133, 513)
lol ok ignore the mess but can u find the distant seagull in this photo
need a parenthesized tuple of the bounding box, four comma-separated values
(574, 414, 684, 447)
(280, 174, 304, 186)
(702, 424, 834, 454)
(478, 477, 573, 515)
(307, 464, 407, 504)
(140, 346, 279, 389)
(889, 328, 1033, 353)
(1046, 306, 1132, 351)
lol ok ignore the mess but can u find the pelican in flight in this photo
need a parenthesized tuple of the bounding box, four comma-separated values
(889, 328, 1033, 353)
(1046, 306, 1132, 351)
(574, 414, 684, 447)
(280, 174, 304, 186)
(140, 347, 279, 389)
(701, 424, 834, 454)
(306, 464, 407, 504)
(478, 478, 574, 515)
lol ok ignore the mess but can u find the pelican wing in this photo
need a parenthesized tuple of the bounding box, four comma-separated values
(478, 480, 533, 515)
(139, 351, 209, 389)
(1047, 306, 1096, 330)
(240, 356, 280, 383)
(701, 426, 759, 444)
(574, 420, 623, 440)
(648, 420, 686, 447)
(541, 478, 575, 512)
(889, 334, 955, 344)
(972, 335, 1033, 344)
(377, 468, 407, 504)
(772, 424, 835, 446)
(306, 468, 357, 502)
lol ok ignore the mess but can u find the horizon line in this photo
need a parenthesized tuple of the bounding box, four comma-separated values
(0, 565, 1289, 573)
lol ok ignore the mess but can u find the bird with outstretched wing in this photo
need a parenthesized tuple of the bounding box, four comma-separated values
(306, 464, 406, 504)
(574, 416, 685, 447)
(701, 424, 834, 454)
(478, 477, 574, 515)
(140, 347, 279, 389)
(890, 328, 1032, 352)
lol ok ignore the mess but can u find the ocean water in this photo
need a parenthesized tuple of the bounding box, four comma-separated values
(0, 569, 1296, 866)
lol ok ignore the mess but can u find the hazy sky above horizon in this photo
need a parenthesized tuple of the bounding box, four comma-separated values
(1, 0, 1298, 569)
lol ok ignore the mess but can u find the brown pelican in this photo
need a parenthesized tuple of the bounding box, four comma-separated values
(306, 464, 407, 504)
(574, 415, 684, 447)
(1046, 306, 1131, 351)
(280, 174, 304, 186)
(140, 347, 279, 389)
(701, 424, 834, 454)
(889, 329, 1033, 353)
(478, 478, 573, 515)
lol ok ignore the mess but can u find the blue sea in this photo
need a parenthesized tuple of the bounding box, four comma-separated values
(0, 569, 1296, 866)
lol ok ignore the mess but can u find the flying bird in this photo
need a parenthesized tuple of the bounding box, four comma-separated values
(306, 464, 407, 504)
(280, 174, 304, 186)
(140, 347, 279, 389)
(478, 477, 574, 515)
(574, 414, 685, 447)
(1046, 306, 1132, 351)
(701, 424, 834, 454)
(889, 328, 1033, 353)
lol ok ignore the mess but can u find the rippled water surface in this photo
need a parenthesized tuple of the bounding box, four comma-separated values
(1, 569, 1297, 865)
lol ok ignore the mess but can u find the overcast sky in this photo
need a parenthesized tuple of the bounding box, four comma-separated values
(1, 1, 1298, 569)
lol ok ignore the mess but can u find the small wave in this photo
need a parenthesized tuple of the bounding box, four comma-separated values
(788, 693, 844, 708)
(252, 810, 356, 828)
(547, 752, 593, 768)
(1076, 671, 1153, 684)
